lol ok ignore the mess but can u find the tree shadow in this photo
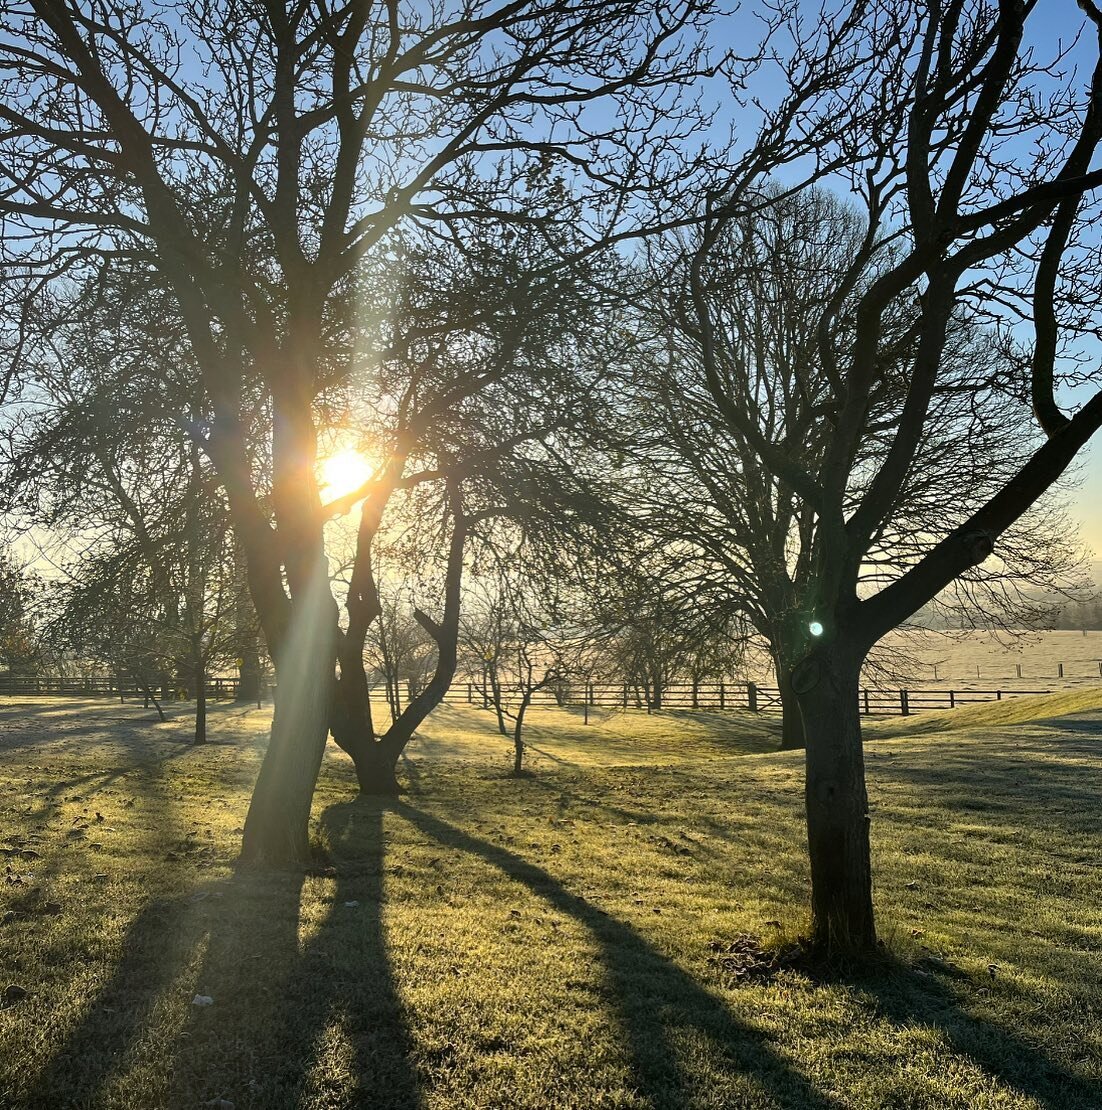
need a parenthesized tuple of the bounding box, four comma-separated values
(841, 961, 1100, 1109)
(20, 891, 208, 1107)
(869, 754, 1102, 828)
(19, 805, 421, 1109)
(167, 804, 422, 1108)
(394, 801, 840, 1110)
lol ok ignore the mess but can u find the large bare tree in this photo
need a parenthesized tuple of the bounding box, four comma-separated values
(670, 0, 1102, 954)
(545, 0, 1102, 952)
(0, 0, 722, 863)
(623, 186, 1088, 750)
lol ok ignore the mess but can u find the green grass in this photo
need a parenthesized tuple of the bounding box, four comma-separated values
(1, 694, 1101, 1108)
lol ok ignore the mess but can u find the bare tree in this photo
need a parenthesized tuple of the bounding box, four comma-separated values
(624, 187, 1090, 749)
(660, 1, 1102, 954)
(0, 1, 723, 863)
(0, 553, 41, 680)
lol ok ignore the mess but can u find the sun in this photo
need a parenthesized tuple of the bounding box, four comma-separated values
(318, 447, 375, 500)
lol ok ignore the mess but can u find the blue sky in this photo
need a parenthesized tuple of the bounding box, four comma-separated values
(1034, 5, 1102, 558)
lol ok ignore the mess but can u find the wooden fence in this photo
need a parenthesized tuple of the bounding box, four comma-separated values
(0, 673, 1060, 717)
(0, 675, 246, 700)
(443, 679, 1056, 717)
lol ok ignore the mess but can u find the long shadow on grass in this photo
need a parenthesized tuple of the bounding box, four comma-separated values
(21, 892, 210, 1107)
(22, 809, 421, 1108)
(168, 806, 422, 1109)
(846, 965, 1100, 1109)
(394, 801, 841, 1110)
(870, 755, 1102, 829)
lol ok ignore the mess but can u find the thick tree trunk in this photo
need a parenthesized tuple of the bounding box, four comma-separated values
(796, 642, 876, 955)
(337, 726, 402, 795)
(330, 689, 402, 797)
(240, 575, 336, 867)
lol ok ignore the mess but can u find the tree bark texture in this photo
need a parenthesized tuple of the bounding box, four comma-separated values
(240, 565, 335, 866)
(796, 642, 876, 955)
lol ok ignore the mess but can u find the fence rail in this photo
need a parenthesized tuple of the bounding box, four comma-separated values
(0, 674, 1066, 717)
(0, 676, 247, 700)
(443, 679, 1058, 717)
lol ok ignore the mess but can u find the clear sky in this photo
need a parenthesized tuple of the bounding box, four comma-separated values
(1040, 4, 1102, 563)
(1071, 440, 1102, 557)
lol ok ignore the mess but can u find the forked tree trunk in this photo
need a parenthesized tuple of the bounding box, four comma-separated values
(337, 726, 402, 795)
(137, 678, 166, 722)
(512, 693, 533, 775)
(240, 575, 336, 866)
(332, 482, 468, 798)
(796, 642, 876, 955)
(330, 683, 401, 797)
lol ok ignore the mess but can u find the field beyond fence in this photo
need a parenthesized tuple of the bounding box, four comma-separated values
(5, 625, 1102, 717)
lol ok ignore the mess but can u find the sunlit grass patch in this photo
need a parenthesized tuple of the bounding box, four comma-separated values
(866, 685, 1102, 736)
(0, 697, 1099, 1108)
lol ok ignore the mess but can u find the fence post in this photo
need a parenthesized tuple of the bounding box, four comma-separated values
(746, 682, 758, 712)
(622, 683, 628, 708)
(719, 680, 725, 710)
(467, 682, 472, 704)
(863, 688, 870, 716)
(949, 690, 955, 709)
(900, 689, 909, 716)
(1016, 663, 1022, 679)
(1058, 663, 1064, 678)
(996, 690, 1002, 700)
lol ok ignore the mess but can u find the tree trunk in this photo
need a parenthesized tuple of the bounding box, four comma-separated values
(233, 537, 263, 703)
(338, 728, 402, 795)
(240, 573, 336, 867)
(489, 664, 508, 736)
(796, 642, 876, 955)
(513, 694, 532, 775)
(330, 680, 402, 797)
(136, 677, 166, 722)
(236, 646, 262, 703)
(332, 484, 468, 798)
(194, 662, 207, 745)
(774, 657, 805, 750)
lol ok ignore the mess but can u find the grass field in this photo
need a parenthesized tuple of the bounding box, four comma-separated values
(1, 694, 1101, 1108)
(868, 629, 1102, 687)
